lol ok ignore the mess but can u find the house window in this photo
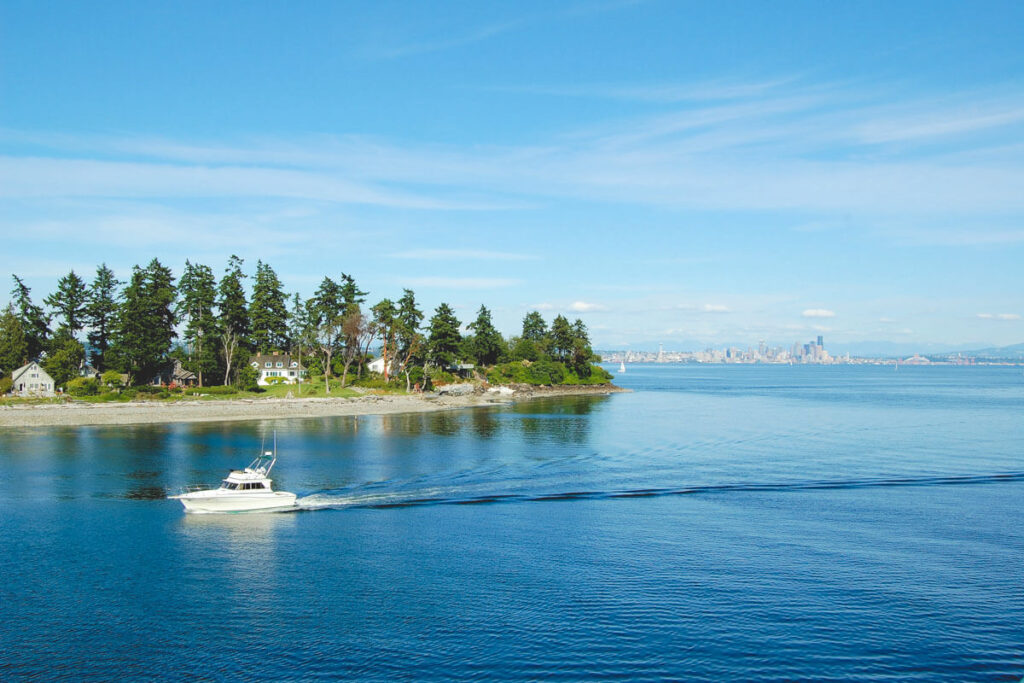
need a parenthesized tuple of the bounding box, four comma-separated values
(251, 362, 259, 368)
(276, 362, 283, 368)
(289, 371, 295, 377)
(265, 362, 272, 368)
(290, 362, 298, 368)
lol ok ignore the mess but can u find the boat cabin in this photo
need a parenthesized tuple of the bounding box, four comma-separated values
(220, 479, 271, 491)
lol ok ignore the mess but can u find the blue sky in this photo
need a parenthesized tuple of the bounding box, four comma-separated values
(2, 0, 1023, 352)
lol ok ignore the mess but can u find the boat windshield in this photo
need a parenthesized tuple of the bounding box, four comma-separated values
(220, 481, 239, 490)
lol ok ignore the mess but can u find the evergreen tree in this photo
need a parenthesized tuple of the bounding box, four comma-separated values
(43, 329, 85, 389)
(288, 292, 310, 353)
(339, 273, 368, 311)
(467, 305, 504, 366)
(427, 303, 462, 368)
(10, 275, 49, 360)
(570, 318, 594, 377)
(111, 259, 177, 384)
(521, 311, 548, 342)
(44, 270, 88, 336)
(396, 289, 424, 364)
(250, 260, 289, 353)
(549, 314, 575, 364)
(217, 255, 249, 384)
(307, 277, 343, 325)
(371, 298, 398, 381)
(512, 310, 549, 361)
(176, 260, 218, 386)
(85, 264, 122, 371)
(0, 304, 28, 372)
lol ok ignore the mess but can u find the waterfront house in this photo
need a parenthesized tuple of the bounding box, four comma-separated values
(249, 352, 307, 386)
(151, 359, 198, 388)
(367, 356, 393, 374)
(10, 361, 56, 397)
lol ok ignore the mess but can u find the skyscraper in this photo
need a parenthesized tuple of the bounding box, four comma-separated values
(817, 335, 824, 347)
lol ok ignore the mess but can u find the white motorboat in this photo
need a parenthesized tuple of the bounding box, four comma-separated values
(170, 438, 297, 514)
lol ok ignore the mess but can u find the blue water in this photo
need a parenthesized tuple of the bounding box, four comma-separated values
(1, 365, 1022, 681)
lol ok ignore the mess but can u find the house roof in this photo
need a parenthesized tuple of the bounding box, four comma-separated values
(250, 352, 306, 370)
(10, 362, 50, 384)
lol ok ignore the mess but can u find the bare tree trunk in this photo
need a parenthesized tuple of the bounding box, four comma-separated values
(321, 346, 334, 394)
(222, 326, 238, 386)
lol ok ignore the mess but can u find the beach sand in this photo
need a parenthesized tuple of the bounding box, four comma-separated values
(0, 385, 628, 428)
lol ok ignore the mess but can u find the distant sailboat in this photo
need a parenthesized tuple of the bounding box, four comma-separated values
(619, 361, 626, 373)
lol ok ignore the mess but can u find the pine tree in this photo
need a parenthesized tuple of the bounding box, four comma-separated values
(0, 304, 28, 372)
(339, 273, 368, 311)
(250, 260, 289, 353)
(44, 270, 88, 336)
(396, 289, 424, 366)
(570, 318, 594, 377)
(177, 260, 218, 386)
(217, 255, 249, 384)
(43, 329, 85, 389)
(549, 315, 575, 364)
(308, 277, 343, 326)
(521, 311, 548, 342)
(372, 298, 398, 381)
(111, 259, 177, 384)
(10, 276, 49, 361)
(85, 264, 122, 371)
(467, 305, 503, 366)
(427, 303, 462, 368)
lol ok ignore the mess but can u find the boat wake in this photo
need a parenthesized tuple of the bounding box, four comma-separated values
(295, 471, 1024, 512)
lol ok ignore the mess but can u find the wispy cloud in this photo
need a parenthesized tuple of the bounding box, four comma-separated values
(976, 312, 1021, 320)
(5, 79, 1024, 246)
(803, 309, 836, 318)
(569, 301, 607, 312)
(701, 304, 731, 313)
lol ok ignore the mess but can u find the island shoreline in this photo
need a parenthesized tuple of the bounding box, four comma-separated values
(0, 385, 630, 428)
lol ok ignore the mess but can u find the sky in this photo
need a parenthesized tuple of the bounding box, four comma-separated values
(2, 0, 1023, 353)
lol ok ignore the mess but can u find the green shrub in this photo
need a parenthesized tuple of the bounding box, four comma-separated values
(352, 377, 391, 389)
(188, 385, 237, 396)
(236, 363, 260, 391)
(0, 376, 11, 394)
(486, 360, 614, 386)
(67, 377, 100, 397)
(406, 365, 425, 388)
(134, 385, 164, 394)
(101, 370, 124, 389)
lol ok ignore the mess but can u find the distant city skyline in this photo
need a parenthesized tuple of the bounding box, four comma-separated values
(2, 1, 1023, 349)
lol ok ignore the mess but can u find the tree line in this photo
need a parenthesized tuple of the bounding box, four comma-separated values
(0, 257, 606, 392)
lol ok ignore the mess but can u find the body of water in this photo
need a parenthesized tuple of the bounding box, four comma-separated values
(1, 365, 1022, 680)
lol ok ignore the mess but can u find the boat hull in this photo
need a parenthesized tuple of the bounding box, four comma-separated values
(170, 490, 298, 514)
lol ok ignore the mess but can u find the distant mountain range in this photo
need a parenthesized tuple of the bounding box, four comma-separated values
(948, 342, 1024, 359)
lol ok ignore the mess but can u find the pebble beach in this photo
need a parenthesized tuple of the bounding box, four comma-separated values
(0, 385, 628, 428)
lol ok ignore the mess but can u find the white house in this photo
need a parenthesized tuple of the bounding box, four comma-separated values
(367, 356, 394, 374)
(9, 361, 56, 397)
(249, 353, 307, 386)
